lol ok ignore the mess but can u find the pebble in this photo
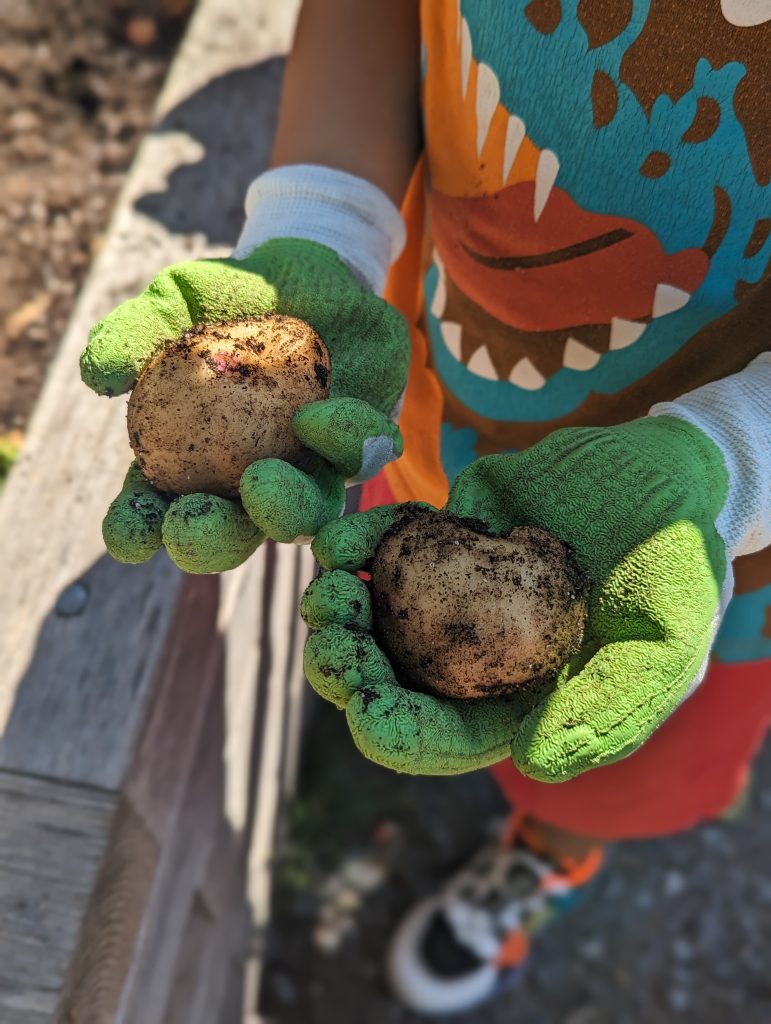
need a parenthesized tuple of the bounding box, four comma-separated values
(672, 938, 694, 961)
(312, 923, 345, 955)
(341, 856, 386, 893)
(664, 870, 686, 897)
(579, 938, 605, 961)
(667, 987, 691, 1013)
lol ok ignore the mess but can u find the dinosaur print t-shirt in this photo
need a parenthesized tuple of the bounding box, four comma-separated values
(382, 0, 771, 667)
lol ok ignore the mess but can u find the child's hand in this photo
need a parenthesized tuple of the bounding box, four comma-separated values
(302, 502, 537, 774)
(301, 417, 731, 780)
(81, 238, 409, 573)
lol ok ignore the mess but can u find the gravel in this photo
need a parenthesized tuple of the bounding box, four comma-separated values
(261, 698, 771, 1024)
(0, 0, 190, 434)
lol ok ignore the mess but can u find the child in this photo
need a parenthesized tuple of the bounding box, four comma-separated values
(82, 1, 770, 1015)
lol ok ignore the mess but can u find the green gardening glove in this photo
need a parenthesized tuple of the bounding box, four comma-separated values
(81, 238, 409, 573)
(301, 416, 730, 781)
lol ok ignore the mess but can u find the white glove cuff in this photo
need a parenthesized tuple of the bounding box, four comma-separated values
(233, 164, 406, 295)
(650, 352, 771, 559)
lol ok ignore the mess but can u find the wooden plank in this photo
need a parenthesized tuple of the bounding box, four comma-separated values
(0, 0, 299, 791)
(56, 798, 160, 1024)
(0, 0, 307, 1018)
(0, 772, 116, 1021)
(117, 641, 228, 1024)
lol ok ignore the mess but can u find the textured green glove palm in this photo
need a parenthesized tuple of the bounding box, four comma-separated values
(301, 417, 730, 781)
(81, 238, 409, 572)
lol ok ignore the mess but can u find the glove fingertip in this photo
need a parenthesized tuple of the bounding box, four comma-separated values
(300, 570, 372, 630)
(162, 493, 263, 574)
(102, 472, 171, 565)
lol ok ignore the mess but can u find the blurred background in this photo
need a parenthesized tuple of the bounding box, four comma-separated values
(1, 3, 769, 1023)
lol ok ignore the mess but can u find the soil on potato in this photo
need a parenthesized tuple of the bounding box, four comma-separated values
(0, 0, 191, 435)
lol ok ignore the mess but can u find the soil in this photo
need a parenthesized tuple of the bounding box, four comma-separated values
(261, 699, 771, 1024)
(0, 0, 192, 436)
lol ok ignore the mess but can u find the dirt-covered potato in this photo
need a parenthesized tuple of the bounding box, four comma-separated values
(371, 507, 587, 700)
(127, 315, 331, 498)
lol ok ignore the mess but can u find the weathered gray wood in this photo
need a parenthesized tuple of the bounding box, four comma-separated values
(57, 798, 160, 1024)
(0, 772, 117, 1019)
(0, 0, 306, 1020)
(0, 0, 299, 790)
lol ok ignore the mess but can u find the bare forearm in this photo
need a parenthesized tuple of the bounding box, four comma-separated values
(271, 0, 421, 207)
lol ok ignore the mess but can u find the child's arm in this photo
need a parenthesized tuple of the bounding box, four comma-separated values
(271, 0, 421, 206)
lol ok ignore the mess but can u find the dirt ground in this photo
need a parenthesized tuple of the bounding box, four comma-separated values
(0, 0, 191, 435)
(261, 699, 771, 1024)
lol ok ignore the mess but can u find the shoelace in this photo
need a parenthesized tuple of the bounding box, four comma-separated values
(440, 843, 558, 962)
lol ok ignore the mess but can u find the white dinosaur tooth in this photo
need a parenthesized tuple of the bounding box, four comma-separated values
(461, 19, 472, 97)
(563, 337, 601, 371)
(440, 320, 463, 361)
(466, 344, 498, 380)
(609, 317, 646, 350)
(509, 357, 546, 390)
(431, 273, 447, 318)
(475, 63, 500, 156)
(720, 0, 771, 28)
(652, 283, 691, 318)
(533, 149, 560, 222)
(503, 115, 526, 182)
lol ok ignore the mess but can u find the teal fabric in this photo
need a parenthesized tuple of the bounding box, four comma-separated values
(81, 239, 410, 572)
(302, 417, 730, 780)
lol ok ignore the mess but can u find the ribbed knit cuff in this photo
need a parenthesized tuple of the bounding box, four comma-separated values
(232, 164, 406, 295)
(650, 352, 771, 558)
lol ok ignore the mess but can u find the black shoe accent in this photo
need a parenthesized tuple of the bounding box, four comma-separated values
(422, 909, 484, 978)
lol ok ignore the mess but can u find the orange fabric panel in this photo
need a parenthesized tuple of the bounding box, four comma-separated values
(383, 156, 449, 509)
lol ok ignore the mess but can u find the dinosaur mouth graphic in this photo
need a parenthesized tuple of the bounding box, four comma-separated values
(429, 179, 712, 388)
(462, 227, 633, 270)
(431, 182, 709, 331)
(432, 260, 653, 388)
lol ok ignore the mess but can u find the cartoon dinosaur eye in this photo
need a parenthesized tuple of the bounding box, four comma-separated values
(744, 218, 771, 259)
(640, 152, 671, 179)
(525, 0, 562, 35)
(592, 70, 618, 128)
(578, 0, 634, 47)
(682, 96, 721, 144)
(720, 0, 771, 25)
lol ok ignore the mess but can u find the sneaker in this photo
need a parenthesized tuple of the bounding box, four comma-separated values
(387, 813, 605, 1016)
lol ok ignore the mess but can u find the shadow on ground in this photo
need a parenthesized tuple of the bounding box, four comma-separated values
(135, 58, 285, 244)
(262, 699, 771, 1024)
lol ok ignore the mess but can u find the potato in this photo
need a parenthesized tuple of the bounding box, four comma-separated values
(371, 507, 587, 700)
(127, 315, 331, 498)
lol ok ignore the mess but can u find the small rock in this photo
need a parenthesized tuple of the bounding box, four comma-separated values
(579, 937, 605, 961)
(333, 886, 362, 912)
(125, 16, 158, 47)
(668, 987, 691, 1012)
(672, 938, 694, 961)
(635, 889, 653, 910)
(341, 856, 385, 893)
(664, 870, 686, 897)
(9, 110, 42, 133)
(312, 923, 345, 955)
